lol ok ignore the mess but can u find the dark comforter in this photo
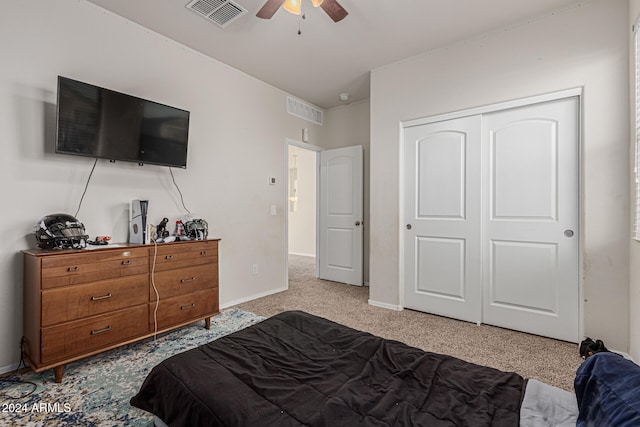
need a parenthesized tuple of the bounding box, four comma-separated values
(131, 311, 525, 426)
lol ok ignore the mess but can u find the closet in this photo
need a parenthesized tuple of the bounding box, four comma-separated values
(402, 94, 579, 342)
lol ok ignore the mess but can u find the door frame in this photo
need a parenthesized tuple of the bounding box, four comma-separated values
(399, 87, 584, 339)
(284, 138, 322, 288)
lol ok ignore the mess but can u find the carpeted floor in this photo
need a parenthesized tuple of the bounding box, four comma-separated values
(236, 254, 583, 391)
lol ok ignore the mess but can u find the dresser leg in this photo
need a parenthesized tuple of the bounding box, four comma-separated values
(205, 317, 211, 330)
(54, 365, 64, 383)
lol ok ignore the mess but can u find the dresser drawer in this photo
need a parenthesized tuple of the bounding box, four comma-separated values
(150, 264, 217, 301)
(41, 305, 148, 365)
(152, 288, 218, 330)
(42, 275, 149, 326)
(41, 248, 149, 289)
(152, 241, 217, 272)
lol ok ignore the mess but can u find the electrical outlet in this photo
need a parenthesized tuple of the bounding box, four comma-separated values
(252, 264, 259, 275)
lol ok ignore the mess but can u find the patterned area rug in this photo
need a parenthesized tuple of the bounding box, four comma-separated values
(0, 308, 264, 426)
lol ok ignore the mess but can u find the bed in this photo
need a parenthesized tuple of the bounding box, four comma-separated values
(130, 310, 579, 426)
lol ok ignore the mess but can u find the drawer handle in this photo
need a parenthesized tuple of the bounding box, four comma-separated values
(90, 325, 111, 335)
(180, 303, 195, 310)
(90, 293, 112, 301)
(68, 266, 79, 272)
(165, 255, 174, 260)
(121, 260, 132, 265)
(200, 251, 207, 255)
(180, 277, 196, 283)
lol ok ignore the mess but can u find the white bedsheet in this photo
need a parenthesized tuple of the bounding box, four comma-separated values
(520, 379, 579, 426)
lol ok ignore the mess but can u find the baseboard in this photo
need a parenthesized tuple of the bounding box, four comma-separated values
(368, 299, 403, 311)
(221, 286, 288, 309)
(288, 252, 315, 258)
(0, 362, 20, 376)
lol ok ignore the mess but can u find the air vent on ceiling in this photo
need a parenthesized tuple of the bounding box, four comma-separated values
(186, 0, 247, 28)
(287, 96, 323, 126)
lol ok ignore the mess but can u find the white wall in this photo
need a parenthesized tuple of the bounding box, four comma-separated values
(319, 100, 371, 282)
(288, 145, 316, 257)
(370, 0, 630, 350)
(630, 0, 640, 361)
(0, 0, 321, 371)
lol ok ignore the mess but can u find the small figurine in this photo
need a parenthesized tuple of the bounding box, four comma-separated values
(156, 218, 170, 240)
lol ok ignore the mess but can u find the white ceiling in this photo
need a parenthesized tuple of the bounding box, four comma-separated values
(86, 0, 580, 109)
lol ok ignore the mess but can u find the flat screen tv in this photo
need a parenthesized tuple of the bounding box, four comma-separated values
(56, 76, 190, 168)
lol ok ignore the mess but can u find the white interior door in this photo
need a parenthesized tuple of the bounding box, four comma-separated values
(402, 95, 580, 342)
(481, 97, 579, 342)
(403, 116, 482, 323)
(319, 146, 363, 285)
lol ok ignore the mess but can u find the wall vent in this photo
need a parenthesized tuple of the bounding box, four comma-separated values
(287, 96, 323, 126)
(186, 0, 247, 28)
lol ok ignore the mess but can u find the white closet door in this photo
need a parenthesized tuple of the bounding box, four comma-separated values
(403, 116, 482, 323)
(402, 96, 580, 343)
(481, 97, 579, 342)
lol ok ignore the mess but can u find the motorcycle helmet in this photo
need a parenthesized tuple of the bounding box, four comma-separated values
(34, 213, 88, 250)
(183, 217, 208, 240)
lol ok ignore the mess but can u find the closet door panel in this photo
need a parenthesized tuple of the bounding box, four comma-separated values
(492, 120, 556, 220)
(403, 116, 482, 323)
(482, 97, 579, 342)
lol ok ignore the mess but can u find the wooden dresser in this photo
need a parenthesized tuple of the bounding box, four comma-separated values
(22, 239, 219, 382)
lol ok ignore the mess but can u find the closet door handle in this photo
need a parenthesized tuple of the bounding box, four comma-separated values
(564, 230, 574, 238)
(406, 224, 412, 230)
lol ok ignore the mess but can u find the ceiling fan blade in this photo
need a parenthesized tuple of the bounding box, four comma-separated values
(320, 0, 348, 22)
(256, 0, 286, 19)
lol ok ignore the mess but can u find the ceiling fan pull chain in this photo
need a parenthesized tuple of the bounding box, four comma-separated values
(297, 1, 306, 35)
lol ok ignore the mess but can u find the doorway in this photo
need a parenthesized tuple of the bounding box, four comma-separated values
(287, 144, 318, 258)
(287, 140, 320, 283)
(285, 140, 365, 288)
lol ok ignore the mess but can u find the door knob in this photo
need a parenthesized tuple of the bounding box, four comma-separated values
(355, 221, 361, 226)
(564, 229, 574, 237)
(406, 224, 412, 230)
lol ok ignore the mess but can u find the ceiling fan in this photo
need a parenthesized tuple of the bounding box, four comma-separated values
(256, 0, 348, 23)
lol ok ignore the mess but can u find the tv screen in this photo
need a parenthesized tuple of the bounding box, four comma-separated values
(56, 76, 190, 168)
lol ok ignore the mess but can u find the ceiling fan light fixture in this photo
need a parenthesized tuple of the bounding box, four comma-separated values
(283, 0, 302, 15)
(256, 0, 347, 22)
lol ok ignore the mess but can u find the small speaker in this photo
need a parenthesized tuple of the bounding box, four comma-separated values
(130, 199, 149, 244)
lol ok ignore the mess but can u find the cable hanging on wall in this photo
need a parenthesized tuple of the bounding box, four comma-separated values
(75, 158, 98, 218)
(169, 167, 192, 214)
